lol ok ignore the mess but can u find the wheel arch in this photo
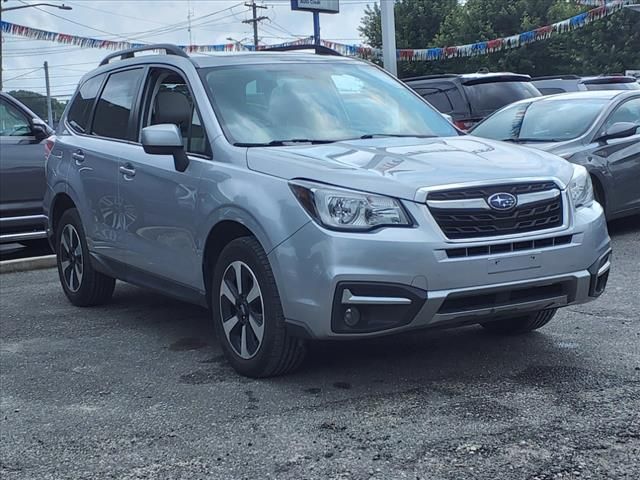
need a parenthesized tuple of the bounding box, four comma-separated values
(50, 192, 77, 239)
(202, 219, 265, 307)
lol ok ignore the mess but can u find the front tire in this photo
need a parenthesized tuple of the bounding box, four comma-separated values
(212, 237, 306, 378)
(481, 309, 557, 334)
(56, 208, 115, 306)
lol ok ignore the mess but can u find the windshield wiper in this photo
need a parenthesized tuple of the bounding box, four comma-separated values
(500, 137, 563, 143)
(359, 133, 437, 139)
(234, 139, 337, 147)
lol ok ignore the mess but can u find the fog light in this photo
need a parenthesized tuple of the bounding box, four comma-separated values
(344, 307, 361, 327)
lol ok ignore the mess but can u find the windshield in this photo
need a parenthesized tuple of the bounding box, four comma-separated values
(201, 62, 458, 145)
(471, 97, 608, 142)
(464, 81, 541, 115)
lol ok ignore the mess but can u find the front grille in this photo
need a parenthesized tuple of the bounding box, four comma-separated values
(445, 235, 572, 258)
(427, 182, 564, 239)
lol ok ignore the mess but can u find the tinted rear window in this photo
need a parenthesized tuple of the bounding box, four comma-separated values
(66, 74, 104, 134)
(464, 81, 540, 115)
(92, 69, 143, 140)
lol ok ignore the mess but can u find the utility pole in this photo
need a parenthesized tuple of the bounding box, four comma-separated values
(242, 1, 267, 48)
(44, 61, 53, 127)
(380, 0, 398, 76)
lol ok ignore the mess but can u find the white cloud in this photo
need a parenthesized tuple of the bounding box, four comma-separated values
(1, 0, 372, 99)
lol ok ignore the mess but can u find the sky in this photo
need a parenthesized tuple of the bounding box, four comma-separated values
(1, 0, 374, 101)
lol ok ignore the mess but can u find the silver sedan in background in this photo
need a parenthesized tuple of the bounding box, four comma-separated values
(471, 91, 640, 220)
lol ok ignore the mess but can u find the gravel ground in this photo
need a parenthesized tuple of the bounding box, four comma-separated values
(1, 216, 639, 480)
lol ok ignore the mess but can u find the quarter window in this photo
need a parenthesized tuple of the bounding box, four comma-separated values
(66, 74, 105, 134)
(92, 69, 143, 141)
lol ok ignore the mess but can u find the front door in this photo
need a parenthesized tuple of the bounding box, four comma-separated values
(118, 67, 209, 289)
(0, 97, 46, 220)
(594, 97, 640, 213)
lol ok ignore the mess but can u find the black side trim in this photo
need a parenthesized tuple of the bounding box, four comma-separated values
(90, 253, 208, 307)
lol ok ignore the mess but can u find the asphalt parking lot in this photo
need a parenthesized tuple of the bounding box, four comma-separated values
(1, 216, 639, 480)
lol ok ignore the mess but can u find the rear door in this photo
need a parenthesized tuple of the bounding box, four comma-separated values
(62, 69, 143, 264)
(117, 66, 207, 288)
(592, 97, 640, 214)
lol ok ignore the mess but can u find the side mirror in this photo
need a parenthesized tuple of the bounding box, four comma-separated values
(442, 113, 454, 124)
(141, 124, 190, 172)
(31, 119, 50, 140)
(596, 122, 638, 143)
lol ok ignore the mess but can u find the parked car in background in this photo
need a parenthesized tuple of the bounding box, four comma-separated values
(404, 72, 542, 130)
(532, 75, 640, 95)
(0, 91, 53, 243)
(471, 91, 640, 220)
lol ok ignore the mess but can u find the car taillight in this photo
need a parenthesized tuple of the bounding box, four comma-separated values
(454, 120, 475, 131)
(44, 136, 55, 160)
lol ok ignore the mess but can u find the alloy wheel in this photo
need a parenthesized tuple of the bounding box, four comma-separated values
(59, 224, 83, 292)
(219, 260, 265, 359)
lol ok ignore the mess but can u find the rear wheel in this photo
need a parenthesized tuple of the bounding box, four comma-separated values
(212, 236, 306, 377)
(56, 208, 115, 306)
(481, 309, 557, 334)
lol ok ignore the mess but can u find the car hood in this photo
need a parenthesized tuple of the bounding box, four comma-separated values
(246, 136, 575, 201)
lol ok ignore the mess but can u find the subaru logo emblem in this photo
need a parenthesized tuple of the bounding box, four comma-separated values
(488, 192, 517, 211)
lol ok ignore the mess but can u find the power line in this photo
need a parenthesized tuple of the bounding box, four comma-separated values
(3, 67, 43, 83)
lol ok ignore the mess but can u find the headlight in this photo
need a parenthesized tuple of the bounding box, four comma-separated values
(290, 181, 412, 231)
(568, 165, 594, 209)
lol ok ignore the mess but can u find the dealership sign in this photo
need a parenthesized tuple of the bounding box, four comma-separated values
(291, 0, 339, 14)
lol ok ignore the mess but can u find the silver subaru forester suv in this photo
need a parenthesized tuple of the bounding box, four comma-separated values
(44, 45, 611, 377)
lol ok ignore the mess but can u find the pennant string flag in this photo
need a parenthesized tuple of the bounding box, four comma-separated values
(0, 0, 633, 62)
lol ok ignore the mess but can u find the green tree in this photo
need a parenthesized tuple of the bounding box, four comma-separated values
(359, 0, 640, 78)
(7, 90, 67, 124)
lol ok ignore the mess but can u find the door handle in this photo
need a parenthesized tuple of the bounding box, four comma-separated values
(119, 164, 136, 178)
(72, 150, 85, 163)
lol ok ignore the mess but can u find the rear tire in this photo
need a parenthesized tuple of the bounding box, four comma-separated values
(212, 236, 306, 378)
(481, 309, 557, 334)
(55, 208, 115, 306)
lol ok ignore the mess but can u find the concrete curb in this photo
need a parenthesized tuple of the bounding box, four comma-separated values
(0, 255, 57, 274)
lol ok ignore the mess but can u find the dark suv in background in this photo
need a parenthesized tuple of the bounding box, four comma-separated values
(404, 72, 541, 131)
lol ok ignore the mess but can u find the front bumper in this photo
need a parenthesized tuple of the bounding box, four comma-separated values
(268, 200, 611, 339)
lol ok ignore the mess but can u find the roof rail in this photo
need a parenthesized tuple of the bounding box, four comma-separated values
(531, 75, 581, 81)
(260, 44, 342, 56)
(99, 44, 189, 67)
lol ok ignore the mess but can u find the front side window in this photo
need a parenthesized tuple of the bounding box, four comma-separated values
(0, 99, 31, 137)
(141, 69, 208, 155)
(67, 74, 105, 134)
(472, 98, 608, 142)
(201, 62, 458, 146)
(92, 69, 143, 141)
(604, 97, 640, 132)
